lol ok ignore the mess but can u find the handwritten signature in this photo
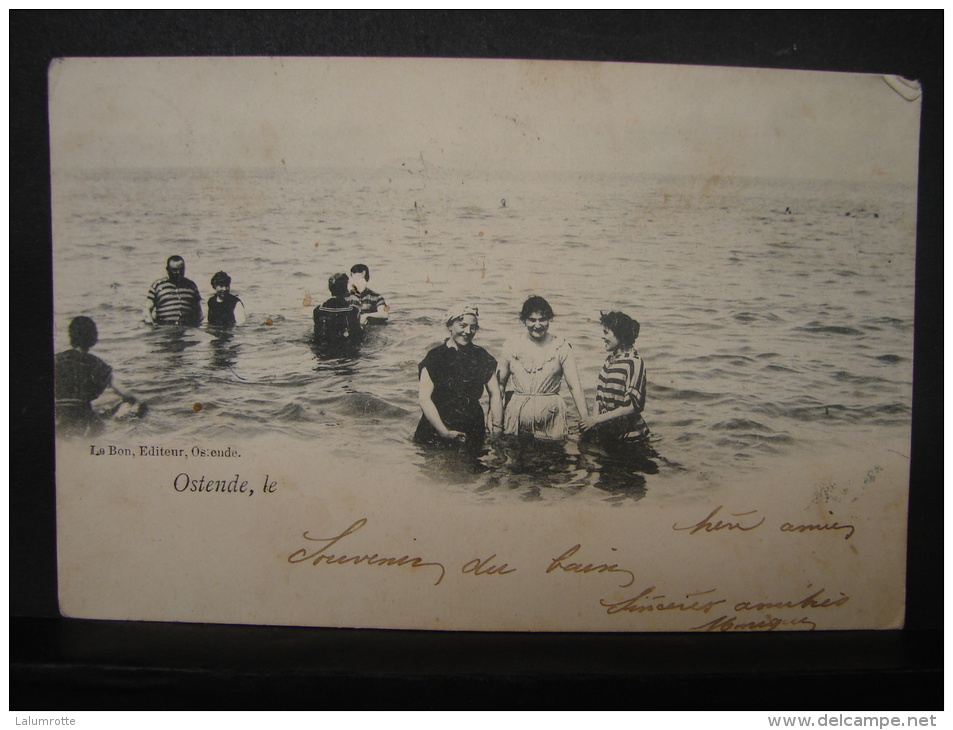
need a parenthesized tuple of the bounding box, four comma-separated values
(690, 614, 818, 632)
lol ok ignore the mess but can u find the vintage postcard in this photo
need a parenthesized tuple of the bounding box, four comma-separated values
(50, 57, 919, 632)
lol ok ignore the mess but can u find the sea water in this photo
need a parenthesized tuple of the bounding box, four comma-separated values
(52, 166, 917, 504)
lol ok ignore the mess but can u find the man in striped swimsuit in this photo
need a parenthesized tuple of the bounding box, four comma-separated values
(581, 311, 651, 448)
(147, 256, 203, 326)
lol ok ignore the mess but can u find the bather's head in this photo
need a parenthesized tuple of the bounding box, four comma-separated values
(520, 296, 554, 341)
(349, 264, 370, 293)
(211, 271, 232, 295)
(166, 255, 186, 284)
(599, 311, 640, 352)
(444, 304, 480, 348)
(328, 272, 351, 298)
(68, 316, 99, 351)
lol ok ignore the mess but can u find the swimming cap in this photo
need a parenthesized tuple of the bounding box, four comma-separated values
(444, 304, 479, 327)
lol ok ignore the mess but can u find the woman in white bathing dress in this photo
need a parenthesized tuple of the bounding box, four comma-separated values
(497, 296, 589, 441)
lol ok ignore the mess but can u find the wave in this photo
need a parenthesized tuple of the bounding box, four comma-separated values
(775, 402, 910, 424)
(714, 432, 793, 448)
(273, 402, 311, 422)
(680, 353, 755, 364)
(794, 324, 865, 337)
(832, 371, 887, 385)
(712, 418, 772, 432)
(731, 312, 783, 323)
(763, 364, 796, 373)
(862, 317, 913, 331)
(333, 391, 409, 419)
(653, 385, 727, 402)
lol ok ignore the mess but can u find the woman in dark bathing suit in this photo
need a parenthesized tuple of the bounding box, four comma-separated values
(414, 304, 503, 454)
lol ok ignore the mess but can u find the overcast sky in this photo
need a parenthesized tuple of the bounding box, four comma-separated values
(49, 57, 921, 182)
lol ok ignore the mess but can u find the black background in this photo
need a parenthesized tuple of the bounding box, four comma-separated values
(11, 11, 943, 710)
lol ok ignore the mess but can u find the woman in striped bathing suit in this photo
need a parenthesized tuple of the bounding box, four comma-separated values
(580, 311, 652, 452)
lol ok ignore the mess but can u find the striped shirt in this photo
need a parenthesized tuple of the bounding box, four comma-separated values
(349, 287, 387, 316)
(148, 277, 202, 325)
(595, 349, 650, 442)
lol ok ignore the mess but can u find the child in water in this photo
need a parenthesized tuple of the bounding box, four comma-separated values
(207, 271, 246, 327)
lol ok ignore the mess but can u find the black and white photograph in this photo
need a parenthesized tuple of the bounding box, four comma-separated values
(50, 56, 918, 633)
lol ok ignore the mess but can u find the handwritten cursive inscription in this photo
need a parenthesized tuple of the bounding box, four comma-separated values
(733, 588, 849, 612)
(547, 545, 636, 588)
(602, 585, 849, 630)
(462, 554, 517, 576)
(600, 587, 726, 615)
(690, 614, 817, 632)
(673, 506, 859, 541)
(287, 518, 446, 585)
(780, 521, 855, 540)
(673, 506, 765, 535)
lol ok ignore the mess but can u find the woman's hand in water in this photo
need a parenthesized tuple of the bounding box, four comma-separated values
(441, 430, 467, 442)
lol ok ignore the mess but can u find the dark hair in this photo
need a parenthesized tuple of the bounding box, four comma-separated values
(350, 264, 370, 280)
(519, 295, 554, 321)
(328, 272, 350, 297)
(167, 255, 185, 268)
(211, 271, 231, 288)
(599, 311, 640, 350)
(68, 316, 98, 350)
